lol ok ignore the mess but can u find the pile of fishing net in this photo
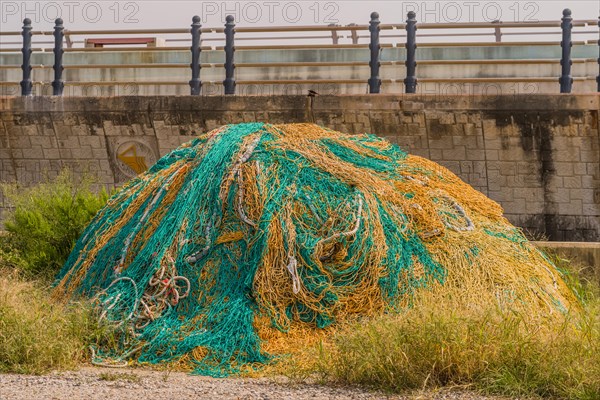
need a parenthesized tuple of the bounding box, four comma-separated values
(54, 123, 578, 375)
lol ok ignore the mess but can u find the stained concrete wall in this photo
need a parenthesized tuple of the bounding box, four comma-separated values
(0, 94, 598, 241)
(534, 241, 600, 275)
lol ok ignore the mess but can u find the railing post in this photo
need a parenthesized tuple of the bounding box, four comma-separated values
(492, 19, 502, 43)
(368, 12, 381, 94)
(559, 8, 573, 93)
(190, 15, 202, 96)
(329, 23, 339, 44)
(52, 18, 64, 96)
(20, 18, 33, 96)
(223, 15, 236, 95)
(596, 16, 599, 92)
(404, 11, 418, 94)
(348, 23, 359, 44)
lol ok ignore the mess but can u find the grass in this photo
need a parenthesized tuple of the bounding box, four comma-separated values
(299, 265, 600, 400)
(0, 269, 111, 375)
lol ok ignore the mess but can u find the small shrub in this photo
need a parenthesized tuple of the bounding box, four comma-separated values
(0, 269, 108, 374)
(1, 169, 108, 279)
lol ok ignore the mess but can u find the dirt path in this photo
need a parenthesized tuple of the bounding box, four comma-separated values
(0, 367, 512, 400)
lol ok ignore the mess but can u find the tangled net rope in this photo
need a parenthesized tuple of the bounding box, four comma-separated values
(54, 123, 578, 376)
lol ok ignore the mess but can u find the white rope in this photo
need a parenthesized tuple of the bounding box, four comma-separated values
(305, 194, 324, 224)
(429, 190, 475, 232)
(185, 213, 215, 263)
(286, 255, 301, 294)
(402, 174, 429, 187)
(387, 203, 410, 234)
(96, 277, 139, 328)
(229, 135, 262, 183)
(422, 228, 443, 239)
(284, 210, 302, 294)
(90, 346, 129, 368)
(317, 197, 363, 247)
(89, 343, 145, 369)
(236, 170, 257, 228)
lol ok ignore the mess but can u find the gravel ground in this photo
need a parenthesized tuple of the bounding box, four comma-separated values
(0, 367, 516, 400)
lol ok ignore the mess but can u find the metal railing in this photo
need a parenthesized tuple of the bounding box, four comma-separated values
(1, 8, 598, 95)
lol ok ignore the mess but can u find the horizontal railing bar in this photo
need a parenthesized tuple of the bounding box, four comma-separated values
(0, 47, 46, 52)
(0, 75, 594, 88)
(1, 19, 596, 38)
(418, 76, 589, 83)
(2, 58, 597, 70)
(64, 28, 190, 35)
(2, 57, 595, 71)
(373, 29, 597, 38)
(0, 38, 593, 54)
(416, 21, 589, 29)
(237, 79, 368, 84)
(1, 79, 363, 86)
(63, 63, 190, 69)
(53, 26, 365, 36)
(417, 40, 589, 47)
(204, 35, 335, 41)
(4, 26, 596, 45)
(64, 81, 188, 85)
(31, 44, 370, 52)
(0, 37, 595, 53)
(1, 41, 55, 45)
(1, 29, 188, 36)
(412, 58, 590, 65)
(0, 81, 174, 86)
(232, 25, 369, 33)
(228, 43, 370, 50)
(502, 30, 598, 36)
(63, 46, 192, 52)
(238, 61, 367, 67)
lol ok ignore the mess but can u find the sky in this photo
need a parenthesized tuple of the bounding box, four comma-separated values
(0, 1, 598, 45)
(1, 1, 597, 29)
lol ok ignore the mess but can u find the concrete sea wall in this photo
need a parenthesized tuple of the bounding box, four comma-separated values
(0, 94, 598, 241)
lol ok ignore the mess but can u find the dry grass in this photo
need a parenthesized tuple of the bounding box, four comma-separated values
(296, 269, 600, 400)
(0, 269, 106, 374)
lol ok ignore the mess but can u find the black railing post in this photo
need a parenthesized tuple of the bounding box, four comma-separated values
(190, 15, 202, 95)
(20, 18, 33, 96)
(368, 12, 381, 94)
(404, 11, 418, 94)
(596, 16, 599, 92)
(559, 8, 573, 93)
(52, 18, 65, 96)
(223, 15, 236, 95)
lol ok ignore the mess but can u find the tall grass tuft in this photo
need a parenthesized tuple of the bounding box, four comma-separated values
(0, 269, 110, 374)
(311, 280, 600, 399)
(0, 169, 108, 279)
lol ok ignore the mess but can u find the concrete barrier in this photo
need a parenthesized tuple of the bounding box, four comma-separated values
(535, 241, 600, 283)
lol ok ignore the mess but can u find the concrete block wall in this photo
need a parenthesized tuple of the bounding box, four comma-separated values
(0, 94, 598, 241)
